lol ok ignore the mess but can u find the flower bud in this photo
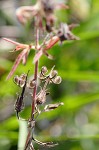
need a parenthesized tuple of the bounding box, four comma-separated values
(53, 76, 62, 84)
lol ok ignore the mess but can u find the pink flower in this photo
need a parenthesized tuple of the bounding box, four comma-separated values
(33, 36, 59, 63)
(16, 0, 69, 27)
(33, 23, 79, 63)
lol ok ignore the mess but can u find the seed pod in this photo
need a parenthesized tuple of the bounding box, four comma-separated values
(20, 74, 26, 80)
(14, 74, 26, 87)
(35, 89, 47, 105)
(53, 76, 62, 84)
(50, 70, 58, 78)
(14, 95, 25, 119)
(28, 80, 36, 89)
(41, 66, 48, 74)
(14, 71, 29, 119)
(14, 75, 19, 84)
(44, 102, 64, 112)
(15, 97, 25, 112)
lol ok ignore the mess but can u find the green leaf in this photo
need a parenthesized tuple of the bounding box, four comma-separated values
(60, 71, 99, 82)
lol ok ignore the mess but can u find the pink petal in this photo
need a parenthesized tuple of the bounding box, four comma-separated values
(55, 4, 69, 10)
(33, 36, 59, 63)
(44, 36, 59, 51)
(7, 50, 27, 80)
(22, 51, 29, 65)
(16, 6, 37, 24)
(33, 50, 43, 63)
(3, 38, 21, 45)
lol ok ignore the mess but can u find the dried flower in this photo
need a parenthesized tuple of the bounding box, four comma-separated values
(16, 0, 69, 29)
(57, 23, 79, 42)
(35, 87, 48, 105)
(44, 102, 64, 112)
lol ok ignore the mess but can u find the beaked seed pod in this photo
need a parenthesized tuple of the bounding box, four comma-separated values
(14, 74, 26, 87)
(53, 76, 62, 84)
(50, 70, 58, 78)
(28, 80, 36, 89)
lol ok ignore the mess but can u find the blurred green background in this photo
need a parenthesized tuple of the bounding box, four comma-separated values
(0, 0, 99, 149)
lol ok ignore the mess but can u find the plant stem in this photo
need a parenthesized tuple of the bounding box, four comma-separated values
(31, 28, 39, 119)
(24, 27, 39, 150)
(31, 60, 38, 119)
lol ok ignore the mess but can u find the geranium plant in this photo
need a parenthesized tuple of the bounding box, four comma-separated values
(3, 0, 79, 149)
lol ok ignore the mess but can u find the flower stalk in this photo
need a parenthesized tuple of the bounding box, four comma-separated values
(3, 1, 79, 149)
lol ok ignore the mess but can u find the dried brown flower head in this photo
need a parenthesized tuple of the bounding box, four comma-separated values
(35, 87, 48, 105)
(57, 23, 79, 42)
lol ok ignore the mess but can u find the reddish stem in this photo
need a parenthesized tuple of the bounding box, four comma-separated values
(25, 27, 39, 149)
(31, 60, 38, 118)
(31, 28, 39, 119)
